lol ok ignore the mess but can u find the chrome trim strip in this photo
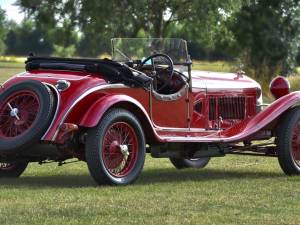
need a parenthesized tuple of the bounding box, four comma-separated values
(149, 83, 153, 121)
(41, 82, 61, 140)
(186, 84, 190, 130)
(258, 104, 270, 107)
(51, 84, 128, 141)
(155, 127, 210, 132)
(17, 74, 87, 81)
(159, 136, 220, 142)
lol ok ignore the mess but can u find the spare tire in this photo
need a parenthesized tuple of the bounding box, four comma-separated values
(0, 80, 55, 154)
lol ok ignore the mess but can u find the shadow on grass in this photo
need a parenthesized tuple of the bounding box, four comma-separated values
(0, 168, 284, 188)
(138, 168, 283, 185)
(0, 174, 95, 188)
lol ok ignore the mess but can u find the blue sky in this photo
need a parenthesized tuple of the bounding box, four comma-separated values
(0, 0, 24, 23)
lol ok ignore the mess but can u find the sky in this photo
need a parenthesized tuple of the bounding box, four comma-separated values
(0, 0, 24, 23)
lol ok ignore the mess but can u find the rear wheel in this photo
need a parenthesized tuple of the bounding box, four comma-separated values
(169, 157, 210, 169)
(0, 162, 28, 178)
(277, 107, 300, 175)
(0, 80, 55, 154)
(85, 109, 146, 185)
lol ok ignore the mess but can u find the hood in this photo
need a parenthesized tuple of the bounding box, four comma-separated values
(191, 70, 261, 91)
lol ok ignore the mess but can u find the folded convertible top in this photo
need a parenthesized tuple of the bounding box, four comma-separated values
(25, 56, 152, 88)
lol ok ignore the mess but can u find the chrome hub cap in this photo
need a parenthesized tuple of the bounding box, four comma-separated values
(120, 144, 129, 156)
(10, 107, 19, 118)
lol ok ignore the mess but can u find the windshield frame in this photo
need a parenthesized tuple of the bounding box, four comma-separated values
(111, 38, 190, 66)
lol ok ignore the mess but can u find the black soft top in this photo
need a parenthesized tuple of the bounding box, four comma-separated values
(25, 56, 152, 88)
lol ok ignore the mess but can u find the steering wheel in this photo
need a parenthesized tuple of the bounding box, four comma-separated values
(141, 53, 174, 92)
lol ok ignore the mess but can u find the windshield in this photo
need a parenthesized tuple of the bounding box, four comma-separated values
(111, 38, 189, 65)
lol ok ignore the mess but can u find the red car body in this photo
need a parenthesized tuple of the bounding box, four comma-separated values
(2, 68, 294, 144)
(0, 38, 299, 185)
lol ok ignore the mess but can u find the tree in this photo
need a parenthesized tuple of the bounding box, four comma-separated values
(0, 8, 8, 55)
(16, 0, 240, 57)
(16, 0, 79, 55)
(230, 0, 300, 82)
(165, 0, 243, 60)
(5, 20, 53, 56)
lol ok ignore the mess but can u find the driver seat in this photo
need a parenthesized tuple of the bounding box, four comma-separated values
(152, 83, 188, 101)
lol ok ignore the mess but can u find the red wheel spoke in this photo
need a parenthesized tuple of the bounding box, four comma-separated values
(292, 122, 300, 161)
(122, 131, 130, 144)
(0, 90, 40, 138)
(102, 122, 138, 178)
(0, 162, 15, 170)
(0, 119, 10, 127)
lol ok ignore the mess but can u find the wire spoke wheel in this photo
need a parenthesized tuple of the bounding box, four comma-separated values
(0, 80, 55, 154)
(0, 162, 16, 171)
(86, 109, 146, 185)
(0, 90, 40, 139)
(291, 122, 300, 165)
(0, 161, 28, 178)
(169, 157, 210, 169)
(102, 122, 138, 177)
(277, 107, 300, 175)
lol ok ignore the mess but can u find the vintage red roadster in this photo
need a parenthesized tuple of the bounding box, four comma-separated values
(0, 38, 299, 185)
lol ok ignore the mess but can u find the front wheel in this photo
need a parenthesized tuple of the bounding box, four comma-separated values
(277, 107, 300, 175)
(0, 162, 28, 178)
(85, 109, 146, 185)
(169, 157, 210, 169)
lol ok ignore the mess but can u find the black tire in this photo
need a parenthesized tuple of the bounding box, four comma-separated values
(85, 108, 146, 185)
(169, 157, 210, 169)
(0, 80, 55, 154)
(0, 161, 28, 178)
(277, 107, 300, 175)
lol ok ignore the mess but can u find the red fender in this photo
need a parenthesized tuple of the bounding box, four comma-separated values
(79, 94, 153, 128)
(219, 91, 300, 142)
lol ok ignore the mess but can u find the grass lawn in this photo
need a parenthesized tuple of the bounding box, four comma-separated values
(1, 156, 300, 225)
(0, 61, 25, 83)
(1, 61, 300, 224)
(192, 61, 236, 72)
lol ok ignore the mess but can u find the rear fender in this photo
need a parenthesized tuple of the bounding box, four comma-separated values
(220, 91, 300, 141)
(78, 94, 158, 141)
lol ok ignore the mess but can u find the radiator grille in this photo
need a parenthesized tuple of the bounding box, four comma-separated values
(209, 96, 246, 120)
(219, 96, 245, 119)
(209, 97, 216, 120)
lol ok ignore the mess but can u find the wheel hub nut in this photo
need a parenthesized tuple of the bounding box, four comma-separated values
(119, 145, 129, 156)
(10, 108, 19, 118)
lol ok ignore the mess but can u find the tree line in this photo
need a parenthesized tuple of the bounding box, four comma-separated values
(0, 0, 299, 81)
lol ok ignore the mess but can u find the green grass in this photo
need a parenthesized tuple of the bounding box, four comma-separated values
(1, 61, 300, 224)
(0, 61, 24, 83)
(192, 60, 236, 72)
(288, 75, 300, 92)
(1, 156, 300, 225)
(0, 61, 25, 68)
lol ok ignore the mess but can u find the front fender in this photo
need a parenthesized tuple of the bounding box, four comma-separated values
(220, 91, 300, 142)
(79, 94, 152, 128)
